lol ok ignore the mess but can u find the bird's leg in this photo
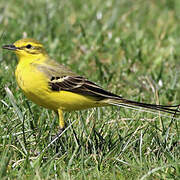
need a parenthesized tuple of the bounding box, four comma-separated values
(51, 109, 65, 141)
(57, 109, 65, 135)
(49, 109, 65, 152)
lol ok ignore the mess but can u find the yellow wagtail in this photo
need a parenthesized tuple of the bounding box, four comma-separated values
(2, 38, 180, 133)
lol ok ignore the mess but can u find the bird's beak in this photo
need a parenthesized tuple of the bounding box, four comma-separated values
(2, 44, 18, 50)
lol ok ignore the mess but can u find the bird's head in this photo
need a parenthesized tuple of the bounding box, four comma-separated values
(2, 38, 48, 61)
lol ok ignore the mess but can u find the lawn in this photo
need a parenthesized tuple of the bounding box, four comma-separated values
(0, 0, 180, 179)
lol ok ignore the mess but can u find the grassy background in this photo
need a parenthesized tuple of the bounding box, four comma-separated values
(0, 0, 180, 179)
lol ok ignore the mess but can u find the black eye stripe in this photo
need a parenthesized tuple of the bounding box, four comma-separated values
(17, 45, 43, 53)
(26, 44, 32, 49)
(23, 45, 42, 50)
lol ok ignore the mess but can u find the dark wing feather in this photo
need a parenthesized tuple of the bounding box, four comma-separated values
(49, 76, 121, 100)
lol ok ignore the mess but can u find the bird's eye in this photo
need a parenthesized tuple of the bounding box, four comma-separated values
(26, 44, 32, 49)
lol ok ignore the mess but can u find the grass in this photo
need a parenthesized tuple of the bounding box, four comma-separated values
(0, 0, 180, 179)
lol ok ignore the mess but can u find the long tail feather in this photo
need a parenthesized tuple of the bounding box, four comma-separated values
(105, 98, 180, 116)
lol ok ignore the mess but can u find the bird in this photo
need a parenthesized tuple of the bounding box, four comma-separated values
(2, 38, 180, 134)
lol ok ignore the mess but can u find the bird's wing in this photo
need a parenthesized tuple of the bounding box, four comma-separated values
(48, 75, 121, 100)
(35, 59, 121, 100)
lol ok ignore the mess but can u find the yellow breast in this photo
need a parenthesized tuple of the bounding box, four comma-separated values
(15, 62, 51, 108)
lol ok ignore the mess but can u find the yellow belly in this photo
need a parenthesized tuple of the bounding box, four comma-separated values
(27, 90, 105, 111)
(15, 64, 106, 111)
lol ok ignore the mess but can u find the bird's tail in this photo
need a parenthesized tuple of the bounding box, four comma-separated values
(104, 98, 180, 116)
